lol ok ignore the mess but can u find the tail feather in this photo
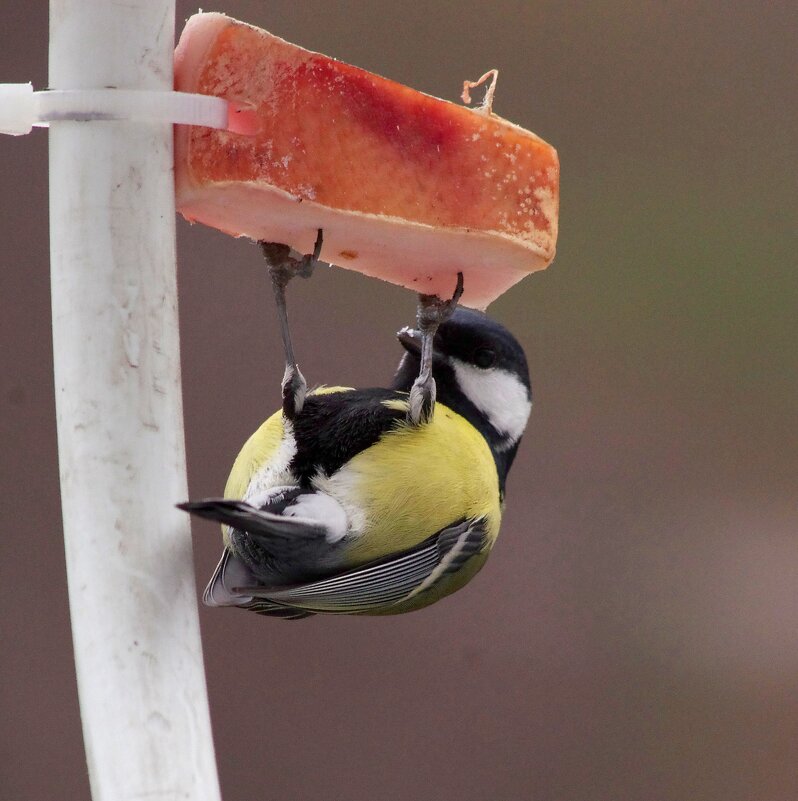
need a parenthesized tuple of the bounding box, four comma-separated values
(177, 498, 327, 541)
(202, 550, 315, 619)
(179, 496, 344, 585)
(202, 549, 255, 607)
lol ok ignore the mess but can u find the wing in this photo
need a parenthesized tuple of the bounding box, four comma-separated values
(234, 517, 489, 614)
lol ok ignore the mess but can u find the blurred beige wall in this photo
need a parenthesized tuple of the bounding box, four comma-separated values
(1, 2, 795, 799)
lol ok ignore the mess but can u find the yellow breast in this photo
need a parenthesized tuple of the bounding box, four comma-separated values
(315, 397, 502, 564)
(222, 388, 502, 565)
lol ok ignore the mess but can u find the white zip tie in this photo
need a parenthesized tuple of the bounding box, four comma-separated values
(0, 83, 254, 136)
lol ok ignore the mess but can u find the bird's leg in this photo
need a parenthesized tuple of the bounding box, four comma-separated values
(407, 272, 464, 425)
(259, 229, 323, 420)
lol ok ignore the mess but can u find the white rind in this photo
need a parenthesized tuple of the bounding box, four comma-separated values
(177, 181, 547, 309)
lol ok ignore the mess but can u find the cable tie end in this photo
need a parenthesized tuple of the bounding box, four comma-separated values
(0, 83, 35, 136)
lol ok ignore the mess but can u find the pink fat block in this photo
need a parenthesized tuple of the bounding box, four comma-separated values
(174, 12, 559, 308)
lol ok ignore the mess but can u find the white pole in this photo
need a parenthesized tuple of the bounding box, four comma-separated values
(48, 2, 222, 799)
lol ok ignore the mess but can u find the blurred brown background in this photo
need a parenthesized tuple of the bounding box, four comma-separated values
(1, 2, 796, 799)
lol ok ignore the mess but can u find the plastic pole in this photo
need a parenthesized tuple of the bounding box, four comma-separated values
(48, 2, 222, 798)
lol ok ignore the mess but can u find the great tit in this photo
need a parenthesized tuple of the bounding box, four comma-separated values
(180, 307, 531, 619)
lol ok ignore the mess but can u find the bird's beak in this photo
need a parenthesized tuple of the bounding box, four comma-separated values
(397, 326, 422, 355)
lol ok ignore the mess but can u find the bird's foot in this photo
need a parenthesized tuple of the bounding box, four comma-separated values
(259, 230, 323, 421)
(416, 271, 464, 331)
(407, 272, 464, 426)
(260, 229, 324, 288)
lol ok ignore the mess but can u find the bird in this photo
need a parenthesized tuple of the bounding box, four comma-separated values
(179, 233, 531, 618)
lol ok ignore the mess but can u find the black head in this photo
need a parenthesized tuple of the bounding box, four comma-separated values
(432, 308, 529, 390)
(394, 308, 532, 460)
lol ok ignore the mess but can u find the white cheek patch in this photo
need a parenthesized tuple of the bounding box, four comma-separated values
(451, 359, 532, 447)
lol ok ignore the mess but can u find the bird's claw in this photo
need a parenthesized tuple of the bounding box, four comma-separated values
(416, 271, 464, 330)
(298, 228, 324, 276)
(261, 228, 324, 285)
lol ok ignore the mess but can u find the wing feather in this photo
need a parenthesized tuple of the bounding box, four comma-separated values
(234, 517, 488, 613)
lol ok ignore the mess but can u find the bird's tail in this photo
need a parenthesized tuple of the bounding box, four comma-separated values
(178, 495, 326, 539)
(178, 492, 334, 617)
(201, 548, 314, 619)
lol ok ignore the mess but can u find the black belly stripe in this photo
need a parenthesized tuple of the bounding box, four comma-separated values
(289, 388, 407, 483)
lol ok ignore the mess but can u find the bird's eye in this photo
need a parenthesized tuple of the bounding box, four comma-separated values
(473, 348, 496, 369)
